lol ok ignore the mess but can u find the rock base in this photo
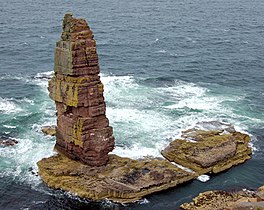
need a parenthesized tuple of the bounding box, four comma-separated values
(37, 154, 197, 203)
(162, 130, 252, 175)
(181, 186, 264, 210)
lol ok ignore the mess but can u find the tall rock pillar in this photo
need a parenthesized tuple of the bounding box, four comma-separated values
(48, 13, 115, 166)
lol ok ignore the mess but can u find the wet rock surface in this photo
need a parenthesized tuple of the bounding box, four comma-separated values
(37, 153, 197, 203)
(181, 186, 264, 210)
(48, 13, 114, 166)
(162, 127, 252, 175)
(41, 125, 56, 136)
(0, 138, 18, 147)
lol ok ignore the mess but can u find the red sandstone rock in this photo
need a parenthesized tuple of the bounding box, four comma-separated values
(48, 13, 115, 166)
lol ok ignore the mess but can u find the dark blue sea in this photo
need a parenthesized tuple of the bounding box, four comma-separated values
(0, 0, 264, 209)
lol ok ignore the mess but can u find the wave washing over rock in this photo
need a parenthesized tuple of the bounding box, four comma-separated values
(37, 13, 255, 204)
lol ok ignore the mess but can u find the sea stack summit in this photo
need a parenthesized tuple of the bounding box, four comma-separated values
(48, 13, 115, 166)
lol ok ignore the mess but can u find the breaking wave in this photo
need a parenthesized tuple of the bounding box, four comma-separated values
(0, 97, 23, 114)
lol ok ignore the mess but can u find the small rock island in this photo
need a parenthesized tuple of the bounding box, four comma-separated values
(37, 13, 256, 204)
(37, 13, 197, 203)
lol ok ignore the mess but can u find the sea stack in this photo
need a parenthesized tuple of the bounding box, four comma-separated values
(37, 14, 254, 203)
(48, 13, 115, 166)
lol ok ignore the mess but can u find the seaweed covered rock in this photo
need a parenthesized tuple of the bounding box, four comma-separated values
(37, 154, 197, 203)
(161, 126, 252, 175)
(48, 13, 114, 166)
(180, 186, 264, 210)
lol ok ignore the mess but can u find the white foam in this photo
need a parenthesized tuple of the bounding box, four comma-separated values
(138, 198, 150, 204)
(112, 144, 163, 159)
(0, 97, 23, 114)
(4, 131, 11, 134)
(166, 96, 220, 110)
(160, 82, 220, 111)
(170, 162, 194, 173)
(197, 175, 210, 182)
(9, 97, 35, 106)
(34, 71, 54, 79)
(157, 80, 206, 99)
(158, 50, 166, 53)
(3, 125, 17, 129)
(101, 74, 138, 88)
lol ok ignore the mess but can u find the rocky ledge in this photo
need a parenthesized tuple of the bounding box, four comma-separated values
(181, 186, 264, 210)
(161, 127, 252, 175)
(37, 153, 197, 203)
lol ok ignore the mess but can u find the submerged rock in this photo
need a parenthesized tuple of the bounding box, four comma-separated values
(0, 138, 18, 147)
(41, 125, 56, 136)
(162, 129, 252, 175)
(180, 186, 264, 210)
(37, 154, 197, 203)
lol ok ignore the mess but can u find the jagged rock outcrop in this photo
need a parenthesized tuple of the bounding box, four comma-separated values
(37, 153, 197, 203)
(180, 186, 264, 210)
(161, 126, 252, 175)
(48, 13, 114, 166)
(41, 125, 56, 136)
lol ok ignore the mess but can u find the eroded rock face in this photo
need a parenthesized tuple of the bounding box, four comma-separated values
(37, 153, 197, 203)
(180, 186, 264, 210)
(48, 13, 114, 166)
(161, 129, 252, 175)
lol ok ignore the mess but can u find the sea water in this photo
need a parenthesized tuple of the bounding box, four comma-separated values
(0, 0, 264, 209)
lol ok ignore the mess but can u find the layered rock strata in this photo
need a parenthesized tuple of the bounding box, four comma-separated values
(181, 186, 264, 210)
(161, 129, 252, 175)
(37, 153, 197, 203)
(48, 13, 114, 166)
